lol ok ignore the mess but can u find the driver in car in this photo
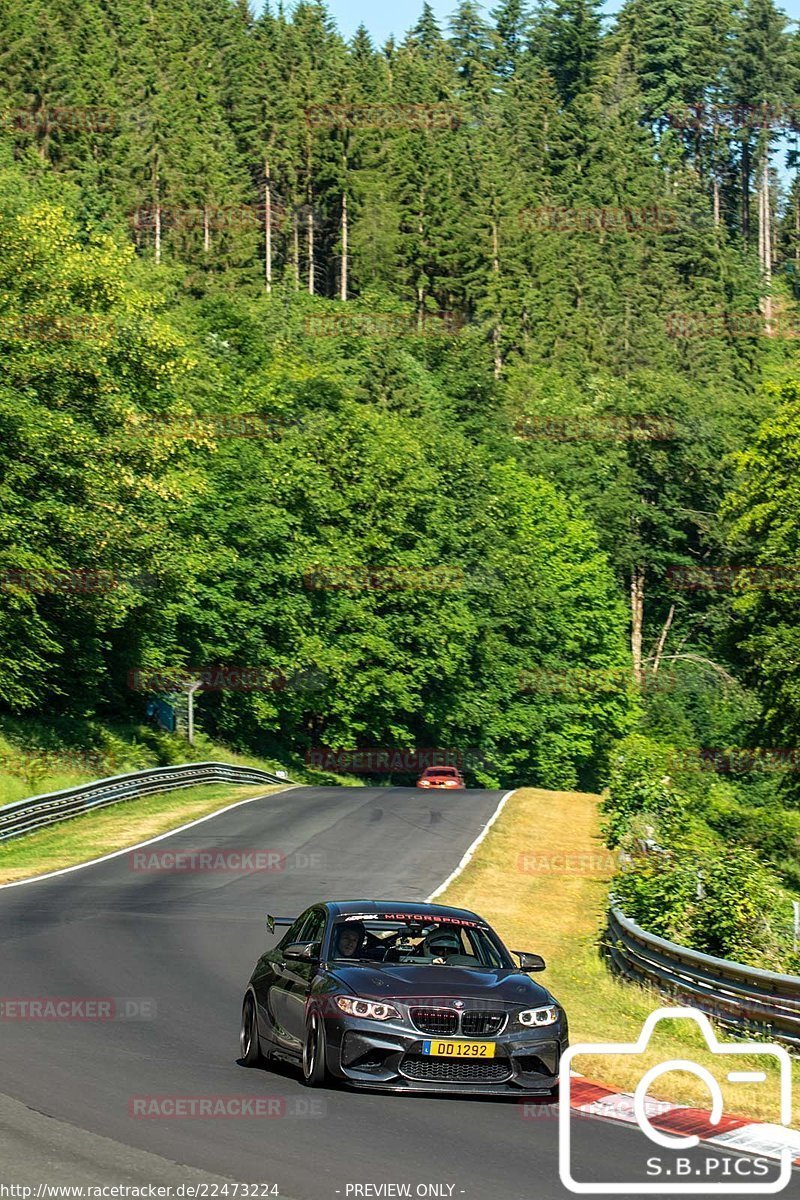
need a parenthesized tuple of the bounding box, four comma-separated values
(423, 930, 463, 964)
(335, 922, 365, 958)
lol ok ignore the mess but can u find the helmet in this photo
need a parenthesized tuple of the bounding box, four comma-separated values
(424, 930, 462, 959)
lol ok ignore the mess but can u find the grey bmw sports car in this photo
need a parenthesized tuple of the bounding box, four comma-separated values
(240, 899, 568, 1095)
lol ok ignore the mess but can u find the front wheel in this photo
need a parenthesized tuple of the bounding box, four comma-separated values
(240, 993, 262, 1066)
(302, 1011, 328, 1087)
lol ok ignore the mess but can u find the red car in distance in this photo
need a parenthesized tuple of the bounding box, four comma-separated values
(416, 765, 465, 790)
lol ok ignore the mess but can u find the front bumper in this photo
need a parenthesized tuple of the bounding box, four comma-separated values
(320, 1011, 566, 1095)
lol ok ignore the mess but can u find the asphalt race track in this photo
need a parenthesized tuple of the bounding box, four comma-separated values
(0, 786, 791, 1199)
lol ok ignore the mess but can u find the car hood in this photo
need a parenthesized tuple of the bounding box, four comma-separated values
(327, 963, 553, 1007)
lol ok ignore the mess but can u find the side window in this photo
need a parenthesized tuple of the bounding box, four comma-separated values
(282, 907, 325, 949)
(280, 909, 313, 948)
(465, 928, 502, 968)
(303, 909, 326, 948)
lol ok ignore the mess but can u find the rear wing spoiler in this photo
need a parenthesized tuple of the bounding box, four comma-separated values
(266, 914, 296, 935)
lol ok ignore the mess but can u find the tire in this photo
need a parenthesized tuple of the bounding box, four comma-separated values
(240, 992, 262, 1066)
(302, 1010, 328, 1087)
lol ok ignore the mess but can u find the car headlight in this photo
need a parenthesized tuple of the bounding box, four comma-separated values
(518, 1005, 559, 1027)
(334, 996, 401, 1021)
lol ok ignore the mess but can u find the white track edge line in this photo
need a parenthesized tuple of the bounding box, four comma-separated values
(426, 789, 516, 902)
(0, 785, 300, 890)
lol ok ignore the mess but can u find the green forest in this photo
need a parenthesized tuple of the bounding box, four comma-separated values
(3, 0, 800, 964)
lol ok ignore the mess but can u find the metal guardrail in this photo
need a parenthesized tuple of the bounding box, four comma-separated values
(606, 905, 800, 1048)
(0, 762, 292, 843)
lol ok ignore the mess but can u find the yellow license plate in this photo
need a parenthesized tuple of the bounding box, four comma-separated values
(422, 1039, 496, 1058)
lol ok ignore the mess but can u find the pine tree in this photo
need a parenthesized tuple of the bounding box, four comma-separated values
(490, 0, 532, 78)
(727, 0, 797, 307)
(409, 3, 445, 60)
(450, 1, 494, 93)
(535, 0, 603, 104)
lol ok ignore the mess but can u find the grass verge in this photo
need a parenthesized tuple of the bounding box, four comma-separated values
(0, 782, 286, 885)
(438, 786, 799, 1127)
(0, 715, 364, 809)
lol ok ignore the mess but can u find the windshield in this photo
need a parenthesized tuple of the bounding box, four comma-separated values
(330, 919, 511, 969)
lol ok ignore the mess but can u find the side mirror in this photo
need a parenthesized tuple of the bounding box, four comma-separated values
(515, 951, 546, 972)
(283, 941, 319, 962)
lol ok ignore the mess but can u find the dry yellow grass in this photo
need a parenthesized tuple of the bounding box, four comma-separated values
(439, 787, 800, 1128)
(0, 783, 286, 884)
